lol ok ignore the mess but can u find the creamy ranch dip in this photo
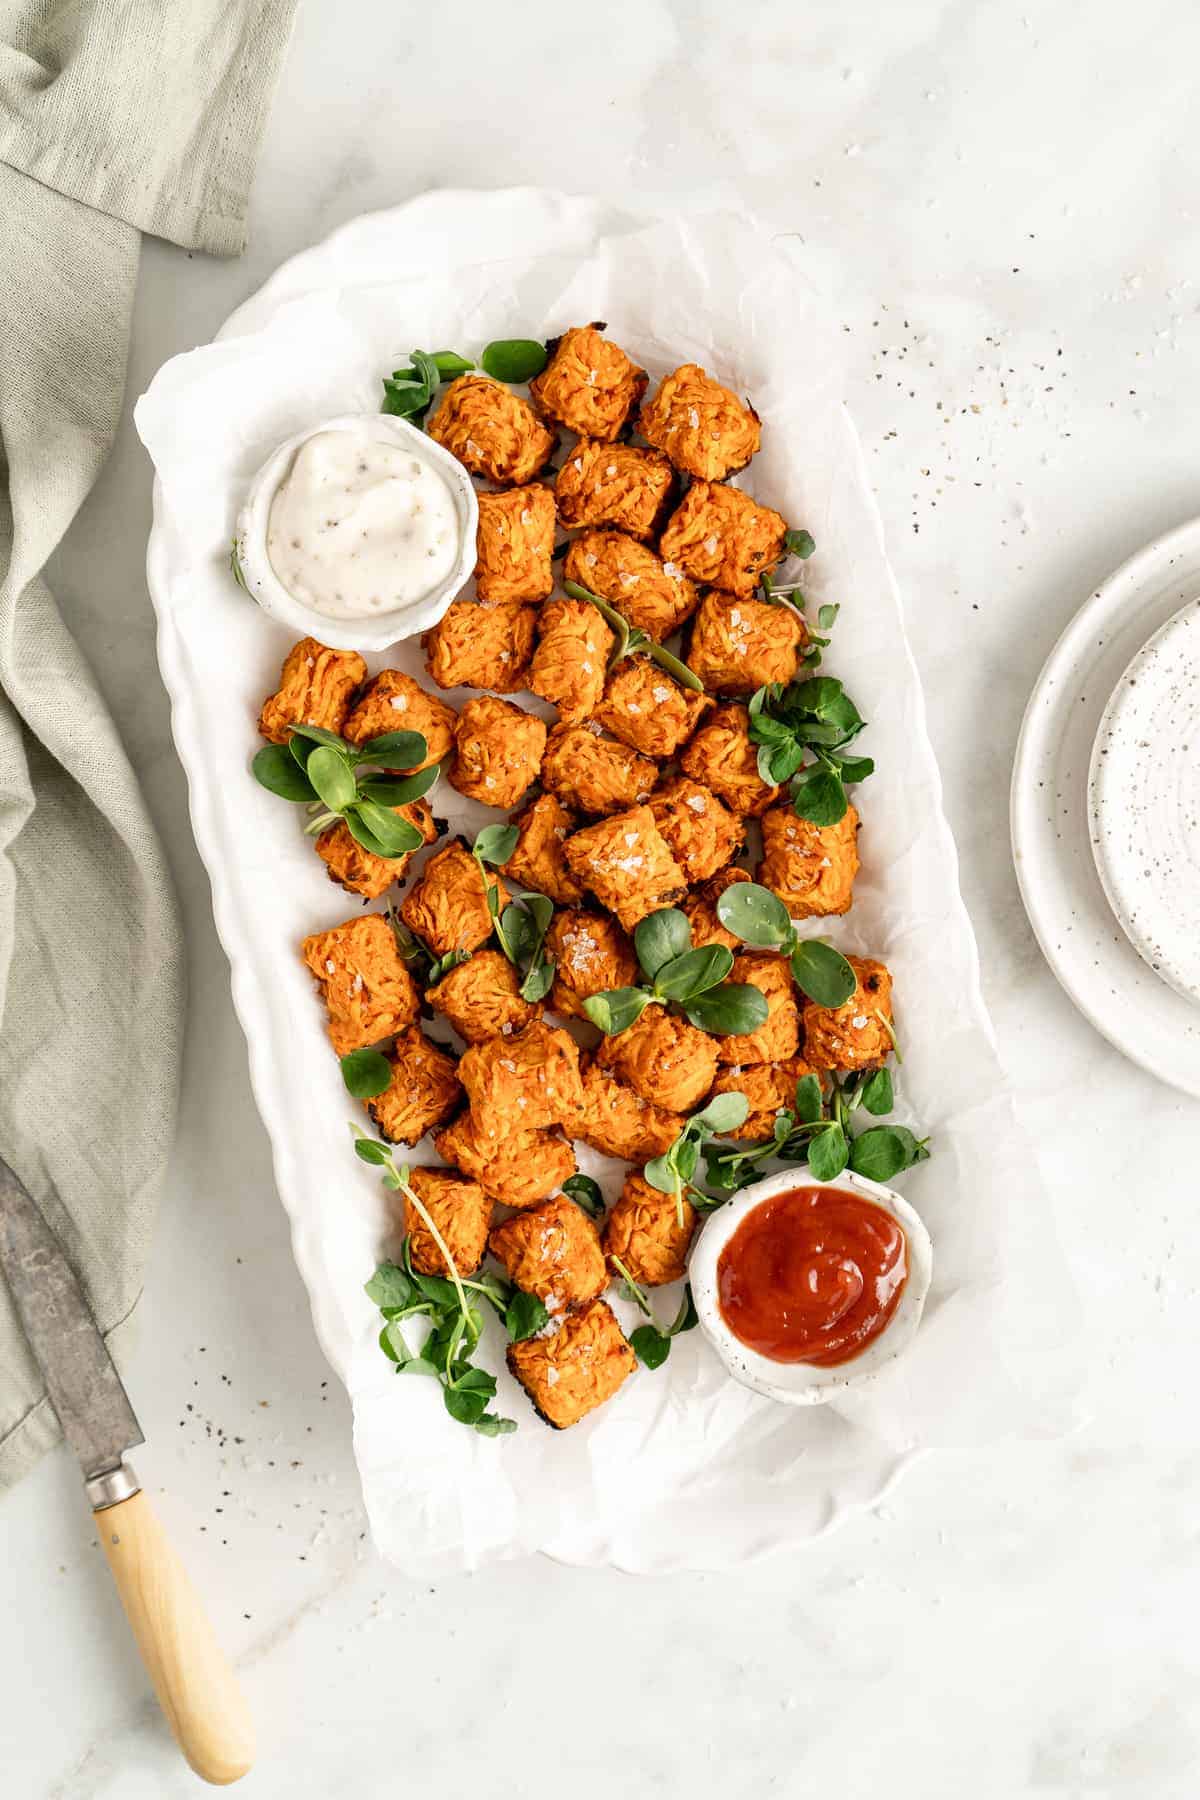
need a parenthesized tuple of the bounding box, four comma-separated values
(265, 427, 461, 620)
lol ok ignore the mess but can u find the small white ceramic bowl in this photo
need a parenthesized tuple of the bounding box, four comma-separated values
(233, 413, 478, 652)
(689, 1166, 933, 1406)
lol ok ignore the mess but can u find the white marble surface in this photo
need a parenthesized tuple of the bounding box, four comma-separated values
(7, 3, 1200, 1793)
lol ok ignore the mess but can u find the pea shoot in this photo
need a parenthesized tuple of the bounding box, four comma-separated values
(493, 891, 557, 1003)
(253, 724, 437, 859)
(702, 1069, 930, 1195)
(355, 1128, 549, 1437)
(757, 529, 839, 665)
(382, 348, 474, 422)
(582, 907, 768, 1039)
(747, 676, 873, 826)
(643, 1090, 751, 1227)
(380, 338, 550, 425)
(563, 579, 705, 694)
(610, 1268, 699, 1370)
(479, 339, 549, 383)
(561, 1174, 604, 1218)
(714, 882, 858, 1008)
(468, 826, 557, 1001)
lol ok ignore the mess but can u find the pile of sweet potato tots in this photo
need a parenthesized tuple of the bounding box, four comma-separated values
(258, 325, 893, 1430)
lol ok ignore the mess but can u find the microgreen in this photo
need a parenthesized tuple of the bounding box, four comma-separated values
(492, 889, 557, 1002)
(582, 907, 768, 1041)
(747, 676, 874, 825)
(472, 823, 519, 868)
(382, 348, 474, 422)
(340, 1046, 393, 1100)
(252, 725, 436, 861)
(562, 1174, 604, 1219)
(714, 883, 857, 1008)
(480, 339, 550, 383)
(785, 528, 816, 560)
(644, 1091, 751, 1227)
(563, 579, 705, 693)
(230, 539, 250, 593)
(609, 1258, 700, 1370)
(428, 947, 471, 983)
(504, 1288, 550, 1342)
(356, 1127, 547, 1437)
(702, 1069, 931, 1197)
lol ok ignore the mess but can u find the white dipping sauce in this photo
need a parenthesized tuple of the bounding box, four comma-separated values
(265, 427, 461, 620)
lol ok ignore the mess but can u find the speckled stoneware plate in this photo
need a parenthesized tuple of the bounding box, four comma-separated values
(1088, 600, 1200, 1006)
(1012, 519, 1200, 1096)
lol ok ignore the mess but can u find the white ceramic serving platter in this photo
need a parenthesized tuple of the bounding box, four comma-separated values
(1089, 599, 1200, 1006)
(1012, 517, 1200, 1097)
(138, 191, 1076, 1575)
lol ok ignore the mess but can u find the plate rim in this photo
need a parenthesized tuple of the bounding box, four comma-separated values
(1010, 514, 1200, 1097)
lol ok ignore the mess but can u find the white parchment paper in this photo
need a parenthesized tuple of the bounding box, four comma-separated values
(136, 191, 1079, 1574)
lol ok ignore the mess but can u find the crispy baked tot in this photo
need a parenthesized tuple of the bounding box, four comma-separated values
(660, 481, 787, 599)
(425, 948, 539, 1045)
(400, 840, 507, 957)
(458, 1020, 583, 1135)
(474, 485, 556, 604)
(707, 1057, 819, 1141)
(758, 801, 860, 919)
(300, 915, 420, 1054)
(400, 1167, 492, 1279)
(648, 777, 744, 884)
(681, 867, 751, 952)
(506, 794, 586, 905)
(424, 599, 535, 693)
(680, 702, 780, 816)
(489, 1193, 608, 1312)
(602, 1170, 698, 1287)
(540, 723, 657, 816)
(434, 1112, 577, 1209)
(594, 1007, 719, 1114)
(367, 1027, 462, 1146)
(341, 671, 456, 770)
(528, 597, 614, 723)
(562, 530, 700, 641)
(686, 590, 806, 694)
(572, 1059, 684, 1161)
(545, 909, 639, 1019)
(563, 805, 688, 933)
(713, 952, 799, 1066)
(593, 658, 712, 759)
(315, 798, 438, 900)
(639, 363, 761, 481)
(426, 375, 556, 485)
(448, 695, 547, 808)
(530, 324, 646, 440)
(802, 957, 893, 1072)
(258, 637, 366, 745)
(506, 1297, 636, 1429)
(555, 441, 676, 540)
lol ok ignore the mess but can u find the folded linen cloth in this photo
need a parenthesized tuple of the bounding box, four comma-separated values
(0, 0, 296, 1489)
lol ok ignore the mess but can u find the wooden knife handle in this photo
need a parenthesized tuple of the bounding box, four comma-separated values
(96, 1486, 255, 1784)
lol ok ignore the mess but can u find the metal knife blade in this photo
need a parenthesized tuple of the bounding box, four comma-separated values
(0, 1155, 143, 1481)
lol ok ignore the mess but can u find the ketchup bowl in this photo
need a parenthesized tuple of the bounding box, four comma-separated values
(688, 1167, 933, 1406)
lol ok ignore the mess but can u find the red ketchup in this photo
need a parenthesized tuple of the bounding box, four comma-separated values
(717, 1185, 908, 1367)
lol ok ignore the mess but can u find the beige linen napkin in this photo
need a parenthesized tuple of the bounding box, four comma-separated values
(0, 0, 296, 1488)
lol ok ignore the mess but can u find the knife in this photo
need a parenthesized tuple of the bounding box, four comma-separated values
(0, 1155, 255, 1785)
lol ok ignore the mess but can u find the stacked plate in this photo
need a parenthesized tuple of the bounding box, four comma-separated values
(1012, 518, 1200, 1097)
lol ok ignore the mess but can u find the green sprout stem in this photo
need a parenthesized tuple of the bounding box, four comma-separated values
(563, 579, 705, 693)
(609, 1255, 654, 1320)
